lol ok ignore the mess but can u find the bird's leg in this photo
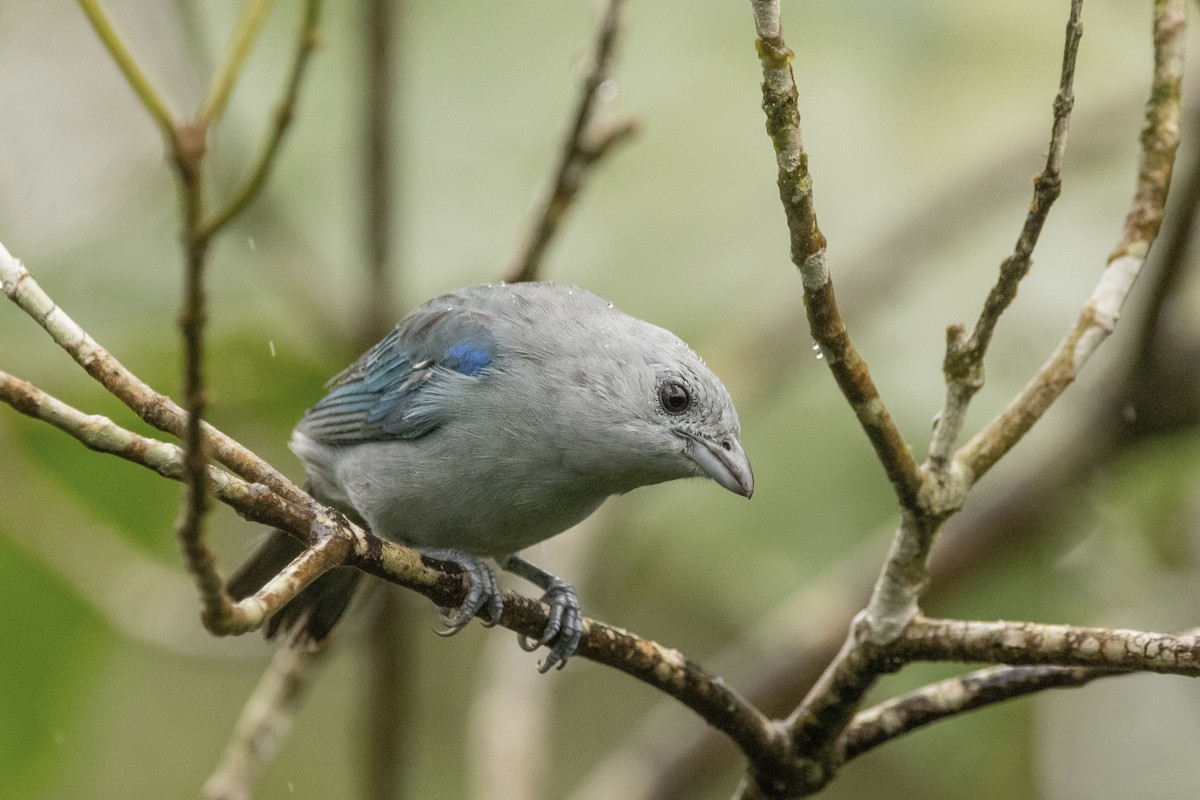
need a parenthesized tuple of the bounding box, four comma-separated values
(420, 548, 504, 634)
(499, 554, 583, 672)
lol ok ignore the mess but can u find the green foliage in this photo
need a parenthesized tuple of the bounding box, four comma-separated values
(0, 533, 105, 800)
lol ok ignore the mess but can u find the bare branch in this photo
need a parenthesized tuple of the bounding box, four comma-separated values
(929, 0, 1083, 467)
(75, 0, 180, 146)
(958, 0, 1186, 481)
(503, 0, 636, 284)
(749, 0, 923, 511)
(898, 616, 1200, 675)
(840, 663, 1105, 761)
(0, 241, 310, 509)
(197, 0, 278, 126)
(203, 0, 324, 239)
(0, 370, 347, 634)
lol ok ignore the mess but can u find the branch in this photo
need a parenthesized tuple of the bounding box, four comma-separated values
(928, 0, 1083, 467)
(839, 663, 1105, 761)
(0, 240, 309, 508)
(843, 620, 1200, 761)
(735, 1, 1188, 795)
(503, 0, 637, 284)
(198, 0, 278, 126)
(750, 0, 923, 511)
(202, 0, 324, 239)
(75, 0, 179, 146)
(958, 0, 1186, 481)
(0, 370, 346, 634)
(360, 0, 398, 341)
(860, 0, 1089, 652)
(897, 616, 1200, 675)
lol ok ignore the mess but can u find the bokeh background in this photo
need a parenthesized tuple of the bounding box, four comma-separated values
(3, 1, 1200, 798)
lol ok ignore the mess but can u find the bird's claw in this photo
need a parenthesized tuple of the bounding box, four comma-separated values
(424, 548, 503, 636)
(516, 579, 583, 672)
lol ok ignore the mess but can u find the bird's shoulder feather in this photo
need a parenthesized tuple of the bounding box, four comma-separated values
(298, 298, 499, 443)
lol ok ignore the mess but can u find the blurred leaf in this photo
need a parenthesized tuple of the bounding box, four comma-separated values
(0, 531, 105, 800)
(1091, 432, 1200, 571)
(13, 421, 178, 556)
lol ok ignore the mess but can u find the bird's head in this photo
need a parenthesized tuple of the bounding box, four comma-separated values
(544, 293, 754, 500)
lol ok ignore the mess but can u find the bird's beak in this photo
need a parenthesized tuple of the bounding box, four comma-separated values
(679, 432, 754, 498)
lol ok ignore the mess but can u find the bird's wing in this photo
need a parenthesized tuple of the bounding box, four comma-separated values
(298, 302, 498, 443)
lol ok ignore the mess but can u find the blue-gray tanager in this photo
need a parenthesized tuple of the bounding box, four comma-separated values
(229, 282, 752, 670)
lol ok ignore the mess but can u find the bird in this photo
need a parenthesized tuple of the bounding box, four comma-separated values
(228, 281, 753, 671)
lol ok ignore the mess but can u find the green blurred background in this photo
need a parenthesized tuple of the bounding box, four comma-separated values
(3, 1, 1200, 798)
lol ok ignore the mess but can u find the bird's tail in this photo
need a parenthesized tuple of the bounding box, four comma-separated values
(226, 529, 362, 645)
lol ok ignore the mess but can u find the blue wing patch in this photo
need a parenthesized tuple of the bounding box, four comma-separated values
(297, 302, 499, 444)
(442, 340, 494, 375)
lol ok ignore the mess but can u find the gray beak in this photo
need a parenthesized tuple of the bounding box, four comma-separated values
(679, 432, 754, 498)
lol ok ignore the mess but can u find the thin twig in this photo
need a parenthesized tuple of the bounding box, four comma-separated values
(75, 0, 179, 145)
(855, 0, 1089, 669)
(198, 0, 279, 126)
(503, 0, 635, 284)
(928, 0, 1083, 467)
(749, 0, 923, 511)
(202, 0, 324, 239)
(958, 0, 1185, 481)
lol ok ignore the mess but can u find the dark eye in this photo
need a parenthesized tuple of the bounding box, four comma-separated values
(659, 380, 691, 415)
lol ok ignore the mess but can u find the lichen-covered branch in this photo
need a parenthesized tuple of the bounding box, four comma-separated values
(958, 0, 1185, 481)
(735, 1, 1189, 796)
(503, 0, 637, 284)
(750, 0, 922, 511)
(928, 0, 1083, 467)
(0, 239, 308, 508)
(897, 616, 1200, 675)
(840, 663, 1104, 761)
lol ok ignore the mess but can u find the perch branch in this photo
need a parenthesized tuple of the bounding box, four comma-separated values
(1, 243, 785, 769)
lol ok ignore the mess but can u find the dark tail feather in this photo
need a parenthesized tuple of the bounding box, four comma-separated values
(226, 529, 362, 645)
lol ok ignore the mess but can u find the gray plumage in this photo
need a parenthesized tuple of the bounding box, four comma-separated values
(229, 281, 752, 670)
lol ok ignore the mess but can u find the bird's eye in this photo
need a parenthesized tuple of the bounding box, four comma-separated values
(659, 380, 691, 415)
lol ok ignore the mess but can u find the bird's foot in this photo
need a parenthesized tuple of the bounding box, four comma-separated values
(517, 578, 583, 672)
(421, 548, 504, 635)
